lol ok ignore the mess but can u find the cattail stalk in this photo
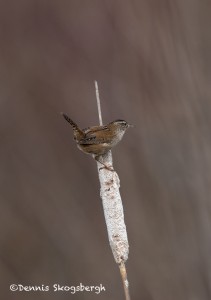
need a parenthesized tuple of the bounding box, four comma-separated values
(94, 81, 131, 300)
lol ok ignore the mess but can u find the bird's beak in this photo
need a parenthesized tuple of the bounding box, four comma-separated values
(128, 123, 134, 127)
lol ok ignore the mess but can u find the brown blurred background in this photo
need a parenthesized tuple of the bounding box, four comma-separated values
(1, 0, 211, 299)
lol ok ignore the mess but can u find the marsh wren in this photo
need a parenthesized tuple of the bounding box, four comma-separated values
(61, 113, 133, 170)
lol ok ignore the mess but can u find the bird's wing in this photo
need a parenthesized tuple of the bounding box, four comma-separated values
(78, 126, 111, 145)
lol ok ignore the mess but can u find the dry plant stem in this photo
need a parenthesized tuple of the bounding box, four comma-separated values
(95, 80, 103, 126)
(94, 81, 130, 300)
(119, 262, 131, 300)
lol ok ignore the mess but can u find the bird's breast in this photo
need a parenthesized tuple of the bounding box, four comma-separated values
(110, 130, 125, 146)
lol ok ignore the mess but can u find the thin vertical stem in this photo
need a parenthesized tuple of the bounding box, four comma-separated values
(119, 262, 131, 300)
(95, 80, 103, 126)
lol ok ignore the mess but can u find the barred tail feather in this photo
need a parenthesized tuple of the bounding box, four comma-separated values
(61, 112, 78, 130)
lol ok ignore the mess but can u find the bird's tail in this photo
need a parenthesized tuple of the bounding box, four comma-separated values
(61, 112, 84, 138)
(61, 113, 78, 129)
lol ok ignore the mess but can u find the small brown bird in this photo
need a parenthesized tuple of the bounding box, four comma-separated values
(61, 113, 133, 170)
